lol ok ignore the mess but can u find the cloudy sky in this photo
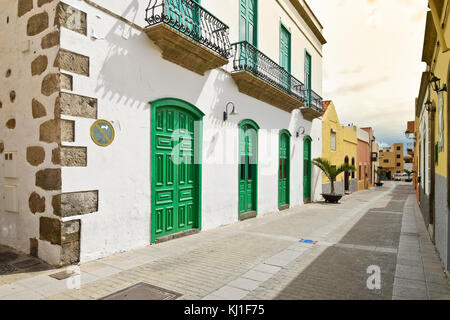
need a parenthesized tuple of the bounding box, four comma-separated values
(308, 0, 428, 151)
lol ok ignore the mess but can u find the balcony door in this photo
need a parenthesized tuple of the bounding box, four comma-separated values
(305, 51, 312, 108)
(240, 0, 257, 46)
(240, 0, 258, 72)
(280, 24, 291, 91)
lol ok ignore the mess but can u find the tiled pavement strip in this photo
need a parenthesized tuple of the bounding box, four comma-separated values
(0, 182, 448, 300)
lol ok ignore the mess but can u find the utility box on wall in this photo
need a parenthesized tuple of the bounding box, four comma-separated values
(4, 152, 18, 178)
(3, 185, 18, 213)
(2, 151, 19, 213)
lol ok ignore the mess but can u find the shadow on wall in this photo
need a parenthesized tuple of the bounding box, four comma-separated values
(92, 0, 210, 111)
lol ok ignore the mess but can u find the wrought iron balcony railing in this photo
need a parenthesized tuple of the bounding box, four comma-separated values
(306, 88, 324, 114)
(145, 0, 231, 59)
(232, 41, 306, 103)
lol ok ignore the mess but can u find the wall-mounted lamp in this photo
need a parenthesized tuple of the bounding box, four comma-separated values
(430, 73, 447, 92)
(296, 126, 305, 138)
(404, 130, 415, 140)
(223, 102, 238, 121)
(425, 99, 435, 112)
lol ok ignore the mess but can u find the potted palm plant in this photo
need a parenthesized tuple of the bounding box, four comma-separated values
(375, 167, 385, 186)
(313, 157, 356, 203)
(404, 169, 414, 183)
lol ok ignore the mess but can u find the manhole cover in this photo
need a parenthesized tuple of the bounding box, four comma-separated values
(0, 264, 19, 275)
(49, 270, 78, 280)
(100, 282, 182, 300)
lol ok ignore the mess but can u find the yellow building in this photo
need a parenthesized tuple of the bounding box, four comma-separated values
(379, 143, 404, 179)
(322, 101, 358, 194)
(415, 0, 450, 273)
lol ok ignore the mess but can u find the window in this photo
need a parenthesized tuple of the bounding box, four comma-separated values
(396, 155, 400, 159)
(397, 163, 401, 167)
(384, 160, 389, 163)
(330, 131, 336, 151)
(396, 146, 401, 151)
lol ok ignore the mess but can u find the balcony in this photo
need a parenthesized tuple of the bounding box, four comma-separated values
(302, 88, 324, 121)
(145, 0, 231, 75)
(231, 41, 323, 118)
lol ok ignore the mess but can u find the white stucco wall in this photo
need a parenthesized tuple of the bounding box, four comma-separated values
(357, 127, 370, 143)
(37, 0, 323, 262)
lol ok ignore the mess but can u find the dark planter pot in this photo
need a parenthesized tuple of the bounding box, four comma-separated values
(405, 179, 413, 183)
(375, 182, 384, 187)
(322, 194, 343, 204)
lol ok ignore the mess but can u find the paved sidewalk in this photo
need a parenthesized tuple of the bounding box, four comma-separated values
(0, 182, 448, 300)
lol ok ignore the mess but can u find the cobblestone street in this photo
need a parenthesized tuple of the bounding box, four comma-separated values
(0, 182, 448, 300)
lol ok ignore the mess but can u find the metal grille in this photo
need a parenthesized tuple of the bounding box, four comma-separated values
(232, 41, 323, 113)
(100, 282, 182, 300)
(145, 0, 231, 58)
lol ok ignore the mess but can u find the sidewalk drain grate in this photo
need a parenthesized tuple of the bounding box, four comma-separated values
(0, 264, 18, 275)
(100, 282, 182, 300)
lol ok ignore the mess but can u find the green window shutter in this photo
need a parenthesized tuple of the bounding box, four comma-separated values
(240, 0, 257, 46)
(305, 52, 312, 107)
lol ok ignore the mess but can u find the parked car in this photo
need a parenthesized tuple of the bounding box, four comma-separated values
(394, 173, 408, 181)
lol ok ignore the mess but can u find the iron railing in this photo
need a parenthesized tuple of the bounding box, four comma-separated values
(145, 0, 231, 58)
(307, 88, 323, 114)
(232, 41, 306, 103)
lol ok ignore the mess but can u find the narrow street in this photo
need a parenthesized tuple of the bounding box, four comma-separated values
(0, 182, 448, 300)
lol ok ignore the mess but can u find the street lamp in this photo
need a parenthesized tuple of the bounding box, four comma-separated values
(425, 99, 435, 112)
(430, 73, 447, 92)
(223, 102, 238, 121)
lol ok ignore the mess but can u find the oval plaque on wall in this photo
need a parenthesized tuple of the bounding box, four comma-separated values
(90, 120, 115, 147)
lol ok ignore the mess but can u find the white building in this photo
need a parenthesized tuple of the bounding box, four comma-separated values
(0, 0, 325, 265)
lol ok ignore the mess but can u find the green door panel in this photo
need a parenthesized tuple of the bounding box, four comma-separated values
(303, 136, 312, 202)
(239, 120, 259, 218)
(278, 130, 291, 208)
(151, 99, 203, 243)
(305, 52, 312, 107)
(280, 25, 291, 90)
(239, 0, 258, 74)
(240, 0, 257, 46)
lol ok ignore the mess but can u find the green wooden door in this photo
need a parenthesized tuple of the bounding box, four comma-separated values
(305, 52, 312, 107)
(239, 121, 258, 218)
(152, 101, 202, 242)
(240, 0, 258, 71)
(303, 136, 312, 202)
(278, 131, 290, 208)
(240, 0, 257, 45)
(280, 25, 291, 90)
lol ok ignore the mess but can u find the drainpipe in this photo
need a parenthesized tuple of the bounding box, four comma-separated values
(429, 0, 450, 53)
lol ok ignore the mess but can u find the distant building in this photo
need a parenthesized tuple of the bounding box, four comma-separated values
(356, 128, 371, 190)
(321, 101, 358, 194)
(379, 143, 404, 180)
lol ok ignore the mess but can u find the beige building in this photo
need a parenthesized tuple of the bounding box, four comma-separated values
(379, 143, 404, 179)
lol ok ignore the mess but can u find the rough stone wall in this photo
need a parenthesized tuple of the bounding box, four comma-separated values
(0, 0, 92, 266)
